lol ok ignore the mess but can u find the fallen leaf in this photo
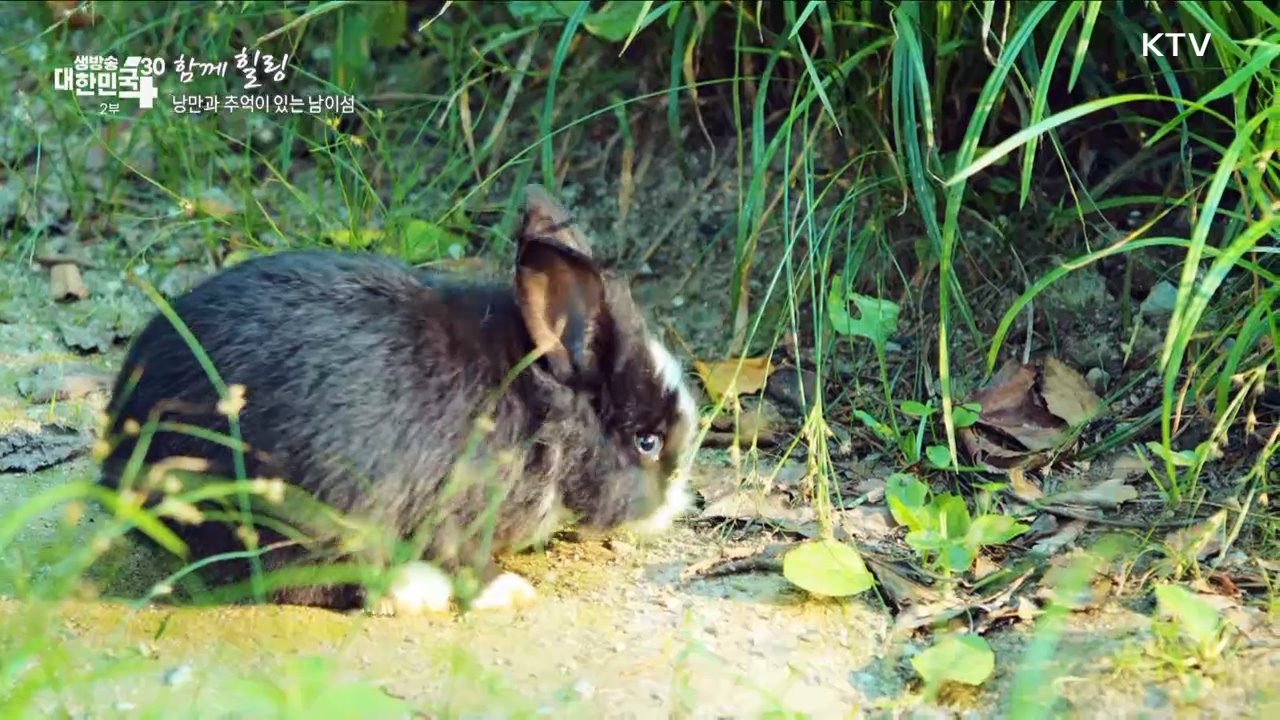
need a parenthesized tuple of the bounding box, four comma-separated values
(1042, 477, 1137, 508)
(707, 396, 783, 441)
(694, 355, 773, 402)
(1008, 466, 1043, 500)
(186, 187, 240, 220)
(49, 263, 89, 301)
(1040, 356, 1104, 426)
(765, 365, 819, 412)
(864, 557, 948, 611)
(960, 356, 1106, 471)
(693, 461, 815, 534)
(1162, 509, 1228, 562)
(699, 488, 815, 533)
(1030, 518, 1088, 556)
(1108, 452, 1148, 480)
(835, 505, 896, 541)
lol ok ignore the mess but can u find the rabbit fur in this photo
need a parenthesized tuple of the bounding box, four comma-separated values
(99, 185, 700, 614)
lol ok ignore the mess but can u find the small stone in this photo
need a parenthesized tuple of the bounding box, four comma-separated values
(1085, 367, 1110, 394)
(1140, 280, 1178, 318)
(605, 538, 635, 557)
(572, 679, 595, 699)
(162, 665, 193, 687)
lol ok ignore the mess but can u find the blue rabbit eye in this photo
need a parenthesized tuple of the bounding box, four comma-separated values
(634, 432, 663, 456)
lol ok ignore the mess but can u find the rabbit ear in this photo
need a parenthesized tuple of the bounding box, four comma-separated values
(518, 185, 593, 258)
(515, 238, 608, 383)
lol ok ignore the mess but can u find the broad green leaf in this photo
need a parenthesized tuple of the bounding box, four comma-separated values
(782, 539, 875, 597)
(885, 473, 930, 530)
(900, 400, 934, 417)
(1155, 584, 1222, 648)
(905, 529, 947, 554)
(369, 1, 407, 48)
(911, 633, 995, 686)
(829, 289, 900, 345)
(888, 495, 932, 534)
(944, 542, 976, 573)
(885, 473, 927, 506)
(925, 444, 952, 468)
(967, 514, 1030, 547)
(934, 493, 971, 540)
(953, 402, 981, 428)
(582, 1, 647, 42)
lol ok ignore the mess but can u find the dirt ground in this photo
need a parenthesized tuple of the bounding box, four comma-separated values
(4, 459, 1280, 719)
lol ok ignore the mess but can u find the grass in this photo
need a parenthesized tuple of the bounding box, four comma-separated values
(0, 0, 1277, 717)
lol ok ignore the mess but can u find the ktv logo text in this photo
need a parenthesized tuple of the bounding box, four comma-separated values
(1140, 32, 1213, 58)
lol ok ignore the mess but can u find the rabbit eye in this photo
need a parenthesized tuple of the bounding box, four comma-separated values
(634, 432, 663, 456)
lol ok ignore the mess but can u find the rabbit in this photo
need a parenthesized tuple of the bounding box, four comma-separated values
(99, 185, 700, 615)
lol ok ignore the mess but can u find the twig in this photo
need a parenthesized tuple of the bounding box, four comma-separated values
(483, 31, 539, 177)
(257, 1, 355, 45)
(1009, 491, 1201, 529)
(679, 542, 790, 582)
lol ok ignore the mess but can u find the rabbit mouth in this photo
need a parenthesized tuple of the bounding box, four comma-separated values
(621, 468, 692, 536)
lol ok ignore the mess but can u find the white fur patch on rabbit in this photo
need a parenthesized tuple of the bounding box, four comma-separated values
(368, 561, 455, 616)
(622, 337, 699, 537)
(469, 572, 537, 610)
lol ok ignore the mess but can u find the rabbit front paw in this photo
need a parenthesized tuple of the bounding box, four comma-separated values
(468, 572, 537, 610)
(368, 560, 455, 616)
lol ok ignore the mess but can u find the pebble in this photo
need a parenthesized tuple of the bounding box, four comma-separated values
(162, 664, 193, 687)
(572, 678, 595, 699)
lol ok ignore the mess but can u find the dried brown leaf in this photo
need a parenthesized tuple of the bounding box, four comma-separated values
(963, 359, 1070, 464)
(49, 263, 89, 301)
(1043, 477, 1137, 509)
(707, 396, 782, 439)
(1162, 509, 1227, 561)
(1040, 356, 1104, 426)
(864, 558, 947, 610)
(835, 505, 896, 541)
(186, 187, 240, 221)
(694, 355, 773, 402)
(1008, 466, 1043, 500)
(1030, 518, 1088, 556)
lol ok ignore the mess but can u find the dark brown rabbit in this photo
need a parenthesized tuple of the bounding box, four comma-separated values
(99, 186, 699, 614)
